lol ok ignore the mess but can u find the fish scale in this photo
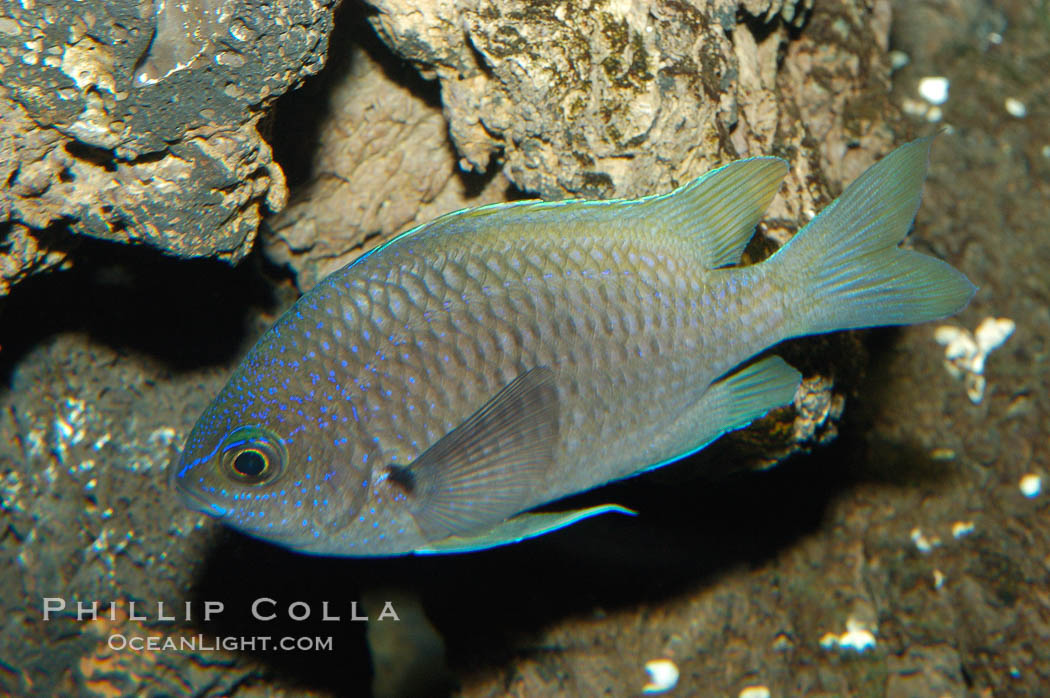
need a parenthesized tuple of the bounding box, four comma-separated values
(173, 137, 975, 555)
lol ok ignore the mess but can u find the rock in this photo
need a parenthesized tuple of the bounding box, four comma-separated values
(271, 0, 897, 293)
(0, 0, 338, 294)
(365, 0, 891, 202)
(264, 11, 509, 291)
(886, 645, 967, 698)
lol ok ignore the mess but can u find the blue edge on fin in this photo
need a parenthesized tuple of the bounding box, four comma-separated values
(414, 504, 636, 555)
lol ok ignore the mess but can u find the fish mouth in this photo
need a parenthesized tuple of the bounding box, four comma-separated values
(174, 477, 228, 519)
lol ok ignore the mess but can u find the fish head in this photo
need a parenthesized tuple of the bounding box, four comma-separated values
(170, 354, 374, 550)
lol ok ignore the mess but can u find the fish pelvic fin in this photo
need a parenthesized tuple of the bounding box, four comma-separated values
(772, 136, 976, 336)
(390, 367, 560, 542)
(653, 156, 789, 268)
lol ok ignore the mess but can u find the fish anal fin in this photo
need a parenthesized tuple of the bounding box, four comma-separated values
(704, 355, 802, 434)
(634, 355, 802, 477)
(414, 505, 635, 554)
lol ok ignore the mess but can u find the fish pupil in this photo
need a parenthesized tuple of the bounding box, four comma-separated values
(234, 450, 267, 478)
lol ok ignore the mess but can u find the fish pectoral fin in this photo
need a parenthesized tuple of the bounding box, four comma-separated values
(413, 505, 636, 555)
(705, 355, 802, 434)
(652, 156, 788, 269)
(393, 366, 560, 542)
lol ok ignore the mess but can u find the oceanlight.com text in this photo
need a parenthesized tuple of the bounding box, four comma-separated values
(108, 633, 335, 652)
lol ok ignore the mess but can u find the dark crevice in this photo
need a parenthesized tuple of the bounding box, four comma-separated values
(64, 140, 171, 169)
(737, 9, 780, 45)
(64, 141, 119, 172)
(0, 236, 288, 383)
(465, 30, 496, 81)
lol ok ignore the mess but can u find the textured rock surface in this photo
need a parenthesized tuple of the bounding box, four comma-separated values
(365, 0, 886, 201)
(0, 0, 338, 294)
(264, 13, 510, 292)
(271, 0, 894, 306)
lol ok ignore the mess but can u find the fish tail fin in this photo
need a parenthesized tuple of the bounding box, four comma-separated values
(772, 136, 975, 336)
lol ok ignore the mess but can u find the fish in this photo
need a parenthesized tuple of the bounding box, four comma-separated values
(171, 136, 975, 556)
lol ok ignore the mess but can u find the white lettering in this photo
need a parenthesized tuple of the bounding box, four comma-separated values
(204, 601, 224, 621)
(321, 601, 340, 621)
(42, 597, 65, 621)
(252, 597, 276, 621)
(377, 601, 399, 621)
(288, 601, 310, 621)
(350, 601, 367, 621)
(157, 602, 174, 622)
(77, 601, 98, 621)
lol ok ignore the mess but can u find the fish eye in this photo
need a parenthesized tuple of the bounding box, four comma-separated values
(219, 426, 286, 485)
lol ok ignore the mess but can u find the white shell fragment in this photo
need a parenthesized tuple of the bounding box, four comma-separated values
(819, 617, 877, 653)
(1020, 474, 1042, 498)
(642, 659, 680, 694)
(918, 76, 950, 105)
(901, 98, 928, 119)
(739, 686, 772, 698)
(934, 317, 1015, 403)
(951, 521, 975, 539)
(901, 97, 944, 123)
(973, 318, 1015, 372)
(910, 527, 942, 553)
(934, 325, 977, 373)
(1004, 98, 1027, 118)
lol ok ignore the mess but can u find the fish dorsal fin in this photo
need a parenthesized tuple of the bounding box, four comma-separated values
(377, 155, 786, 271)
(414, 505, 635, 554)
(649, 156, 789, 269)
(388, 367, 560, 542)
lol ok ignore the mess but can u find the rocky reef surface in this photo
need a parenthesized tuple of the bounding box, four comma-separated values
(0, 0, 337, 293)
